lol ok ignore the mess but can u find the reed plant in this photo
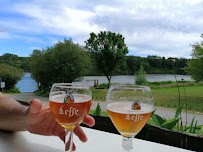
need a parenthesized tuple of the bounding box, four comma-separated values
(151, 59, 202, 135)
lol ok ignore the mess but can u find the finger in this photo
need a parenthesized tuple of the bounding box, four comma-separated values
(82, 115, 95, 127)
(73, 126, 87, 142)
(28, 99, 42, 115)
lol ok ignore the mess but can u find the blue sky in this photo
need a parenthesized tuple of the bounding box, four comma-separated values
(0, 0, 203, 58)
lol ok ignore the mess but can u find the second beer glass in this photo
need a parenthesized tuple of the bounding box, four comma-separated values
(107, 84, 154, 152)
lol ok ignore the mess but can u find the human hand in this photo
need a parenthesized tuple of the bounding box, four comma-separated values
(25, 99, 95, 151)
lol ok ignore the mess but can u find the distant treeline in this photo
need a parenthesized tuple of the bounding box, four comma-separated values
(0, 53, 30, 71)
(89, 55, 189, 75)
(123, 55, 188, 75)
(0, 53, 188, 75)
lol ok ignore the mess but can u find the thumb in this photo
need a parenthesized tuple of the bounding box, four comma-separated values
(28, 99, 42, 115)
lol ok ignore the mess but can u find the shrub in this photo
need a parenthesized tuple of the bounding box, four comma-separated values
(95, 83, 109, 89)
(135, 65, 147, 85)
(93, 103, 101, 116)
(2, 88, 20, 93)
(0, 64, 24, 90)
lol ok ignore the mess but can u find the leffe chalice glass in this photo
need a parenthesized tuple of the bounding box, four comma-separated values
(49, 83, 92, 151)
(106, 84, 154, 152)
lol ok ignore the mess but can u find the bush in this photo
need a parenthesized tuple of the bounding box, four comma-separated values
(135, 65, 147, 85)
(93, 103, 101, 116)
(95, 83, 109, 89)
(34, 89, 49, 97)
(30, 38, 90, 92)
(2, 88, 20, 93)
(144, 81, 174, 85)
(0, 64, 24, 90)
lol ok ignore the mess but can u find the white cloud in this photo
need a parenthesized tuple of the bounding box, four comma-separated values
(13, 3, 103, 38)
(29, 47, 42, 50)
(1, 0, 203, 58)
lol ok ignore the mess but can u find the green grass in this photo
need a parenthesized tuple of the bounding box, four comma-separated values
(1, 88, 20, 93)
(152, 86, 203, 112)
(144, 81, 203, 88)
(88, 110, 109, 117)
(35, 90, 49, 97)
(33, 81, 203, 112)
(199, 129, 203, 135)
(91, 82, 203, 112)
(91, 88, 108, 101)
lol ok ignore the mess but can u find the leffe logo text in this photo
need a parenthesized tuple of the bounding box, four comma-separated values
(125, 114, 143, 122)
(59, 106, 79, 117)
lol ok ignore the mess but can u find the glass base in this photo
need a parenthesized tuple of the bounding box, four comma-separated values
(122, 136, 134, 152)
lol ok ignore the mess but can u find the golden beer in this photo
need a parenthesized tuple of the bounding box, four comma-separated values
(107, 102, 153, 137)
(50, 94, 91, 130)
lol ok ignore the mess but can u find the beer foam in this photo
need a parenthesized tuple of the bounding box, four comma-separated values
(107, 102, 154, 114)
(50, 94, 91, 103)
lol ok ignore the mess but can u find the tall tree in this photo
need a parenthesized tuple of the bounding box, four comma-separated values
(30, 39, 90, 91)
(85, 31, 128, 88)
(184, 34, 203, 81)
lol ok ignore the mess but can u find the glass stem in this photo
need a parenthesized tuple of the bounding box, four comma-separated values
(122, 136, 133, 152)
(65, 129, 73, 152)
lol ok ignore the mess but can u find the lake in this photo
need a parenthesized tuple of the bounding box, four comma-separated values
(16, 73, 193, 93)
(16, 72, 38, 93)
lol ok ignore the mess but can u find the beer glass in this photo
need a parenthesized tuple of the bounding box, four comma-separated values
(49, 83, 92, 151)
(106, 84, 154, 152)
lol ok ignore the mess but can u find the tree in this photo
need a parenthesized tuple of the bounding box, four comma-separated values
(114, 60, 128, 75)
(85, 31, 128, 88)
(0, 64, 24, 90)
(161, 57, 166, 69)
(184, 34, 203, 81)
(127, 56, 142, 74)
(30, 39, 90, 91)
(175, 58, 188, 74)
(135, 65, 147, 85)
(0, 53, 30, 71)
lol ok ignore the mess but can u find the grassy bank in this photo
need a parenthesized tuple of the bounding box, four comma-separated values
(152, 86, 203, 112)
(91, 82, 203, 112)
(1, 88, 20, 94)
(32, 81, 203, 112)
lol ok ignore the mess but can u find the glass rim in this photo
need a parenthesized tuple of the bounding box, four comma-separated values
(49, 83, 92, 99)
(52, 83, 90, 88)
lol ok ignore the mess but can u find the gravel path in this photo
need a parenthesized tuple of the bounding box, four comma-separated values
(6, 93, 203, 126)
